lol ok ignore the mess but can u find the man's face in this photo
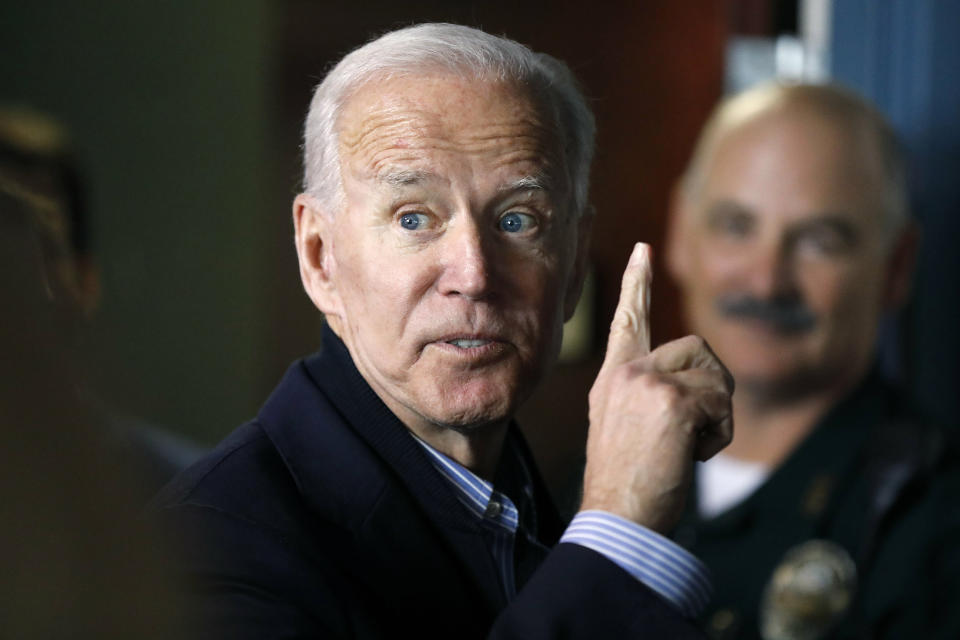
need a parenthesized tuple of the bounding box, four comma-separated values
(668, 108, 897, 400)
(301, 75, 587, 434)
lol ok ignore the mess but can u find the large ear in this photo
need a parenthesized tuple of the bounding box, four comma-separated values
(563, 206, 595, 320)
(883, 221, 920, 311)
(293, 193, 343, 318)
(664, 181, 693, 284)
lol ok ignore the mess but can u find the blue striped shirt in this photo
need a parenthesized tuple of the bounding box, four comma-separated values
(414, 435, 712, 617)
(415, 434, 532, 599)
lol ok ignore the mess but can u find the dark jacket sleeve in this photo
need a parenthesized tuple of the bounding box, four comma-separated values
(161, 501, 703, 639)
(491, 543, 704, 639)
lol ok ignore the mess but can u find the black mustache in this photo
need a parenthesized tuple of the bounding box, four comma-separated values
(716, 294, 817, 334)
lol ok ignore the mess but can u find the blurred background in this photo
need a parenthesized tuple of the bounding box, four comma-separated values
(2, 0, 957, 506)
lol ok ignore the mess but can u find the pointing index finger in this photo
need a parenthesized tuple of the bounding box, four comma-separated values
(603, 242, 653, 369)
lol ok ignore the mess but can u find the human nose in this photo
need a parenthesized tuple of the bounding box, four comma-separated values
(745, 238, 797, 299)
(436, 219, 492, 300)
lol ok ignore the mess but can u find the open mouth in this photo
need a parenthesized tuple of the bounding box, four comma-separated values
(428, 336, 509, 365)
(446, 338, 493, 348)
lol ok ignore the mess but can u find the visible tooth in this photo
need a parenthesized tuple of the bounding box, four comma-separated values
(449, 339, 489, 348)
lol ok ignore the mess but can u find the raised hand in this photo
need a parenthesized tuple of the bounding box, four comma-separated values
(580, 243, 734, 533)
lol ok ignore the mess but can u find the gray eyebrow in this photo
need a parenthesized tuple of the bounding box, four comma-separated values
(376, 169, 440, 187)
(376, 169, 555, 193)
(499, 174, 553, 194)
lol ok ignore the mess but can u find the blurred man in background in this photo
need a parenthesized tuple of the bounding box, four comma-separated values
(667, 82, 960, 639)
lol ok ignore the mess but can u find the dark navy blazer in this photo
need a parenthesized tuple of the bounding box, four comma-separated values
(154, 328, 701, 638)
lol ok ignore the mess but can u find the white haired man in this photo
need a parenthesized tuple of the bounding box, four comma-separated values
(155, 23, 733, 639)
(667, 82, 960, 639)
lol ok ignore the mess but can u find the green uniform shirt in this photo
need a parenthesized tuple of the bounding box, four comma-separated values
(674, 371, 960, 639)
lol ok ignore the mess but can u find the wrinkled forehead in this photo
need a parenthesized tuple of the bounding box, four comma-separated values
(336, 73, 568, 191)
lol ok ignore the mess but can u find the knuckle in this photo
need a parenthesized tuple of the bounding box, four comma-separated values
(678, 334, 705, 351)
(706, 369, 730, 392)
(651, 377, 683, 407)
(633, 369, 662, 390)
(664, 392, 686, 415)
(611, 308, 639, 335)
(704, 360, 735, 393)
(692, 334, 719, 359)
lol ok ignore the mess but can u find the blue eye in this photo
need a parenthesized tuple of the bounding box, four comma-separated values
(499, 211, 536, 233)
(399, 212, 429, 230)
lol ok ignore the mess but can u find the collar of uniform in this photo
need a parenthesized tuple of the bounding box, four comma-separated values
(687, 368, 889, 532)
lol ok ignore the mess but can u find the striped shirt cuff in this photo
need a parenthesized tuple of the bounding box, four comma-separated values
(560, 510, 712, 618)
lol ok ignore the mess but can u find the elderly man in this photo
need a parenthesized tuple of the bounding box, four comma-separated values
(156, 23, 733, 639)
(666, 82, 960, 639)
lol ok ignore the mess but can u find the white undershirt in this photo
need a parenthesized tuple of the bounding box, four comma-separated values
(696, 453, 771, 519)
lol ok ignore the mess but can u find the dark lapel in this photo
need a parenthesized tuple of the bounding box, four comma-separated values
(258, 326, 508, 621)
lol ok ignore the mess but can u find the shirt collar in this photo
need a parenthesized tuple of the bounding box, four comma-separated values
(410, 433, 521, 532)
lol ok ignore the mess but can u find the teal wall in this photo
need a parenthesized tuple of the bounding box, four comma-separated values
(1, 1, 274, 442)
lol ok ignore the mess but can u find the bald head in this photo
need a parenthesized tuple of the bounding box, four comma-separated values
(682, 83, 909, 239)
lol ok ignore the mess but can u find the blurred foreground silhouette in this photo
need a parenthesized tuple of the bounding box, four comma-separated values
(0, 180, 186, 638)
